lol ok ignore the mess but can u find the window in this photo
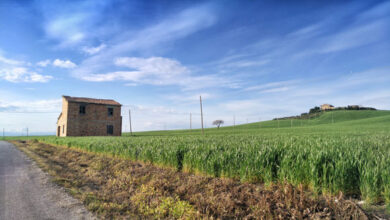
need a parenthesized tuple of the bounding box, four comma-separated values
(108, 107, 114, 116)
(62, 125, 65, 134)
(79, 105, 86, 114)
(107, 125, 113, 135)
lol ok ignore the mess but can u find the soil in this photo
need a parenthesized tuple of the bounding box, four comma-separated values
(11, 140, 378, 219)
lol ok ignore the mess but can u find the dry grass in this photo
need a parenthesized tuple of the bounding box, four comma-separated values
(12, 140, 372, 219)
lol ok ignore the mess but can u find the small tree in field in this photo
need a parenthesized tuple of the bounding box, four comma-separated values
(212, 120, 224, 128)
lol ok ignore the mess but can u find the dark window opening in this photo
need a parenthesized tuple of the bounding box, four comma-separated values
(108, 108, 114, 116)
(79, 105, 86, 114)
(62, 125, 65, 134)
(107, 125, 113, 135)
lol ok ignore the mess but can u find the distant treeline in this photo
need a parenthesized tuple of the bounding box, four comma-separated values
(273, 105, 376, 121)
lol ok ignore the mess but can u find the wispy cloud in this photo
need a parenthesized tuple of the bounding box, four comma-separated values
(320, 19, 388, 53)
(39, 1, 110, 47)
(224, 59, 269, 68)
(0, 98, 62, 133)
(245, 80, 300, 92)
(45, 14, 87, 47)
(36, 59, 51, 67)
(72, 3, 219, 90)
(0, 98, 61, 113)
(0, 55, 26, 66)
(82, 43, 106, 55)
(165, 92, 215, 104)
(260, 86, 289, 94)
(79, 56, 238, 90)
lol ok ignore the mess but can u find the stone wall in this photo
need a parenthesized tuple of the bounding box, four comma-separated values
(57, 100, 122, 136)
(56, 97, 68, 137)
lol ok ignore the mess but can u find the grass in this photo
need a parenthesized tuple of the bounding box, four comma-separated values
(12, 140, 370, 218)
(6, 110, 390, 207)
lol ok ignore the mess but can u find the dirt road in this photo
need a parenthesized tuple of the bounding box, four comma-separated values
(0, 141, 94, 220)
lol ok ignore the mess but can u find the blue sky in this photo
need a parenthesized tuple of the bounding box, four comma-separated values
(0, 0, 389, 134)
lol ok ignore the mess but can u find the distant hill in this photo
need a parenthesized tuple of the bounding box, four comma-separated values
(126, 110, 390, 136)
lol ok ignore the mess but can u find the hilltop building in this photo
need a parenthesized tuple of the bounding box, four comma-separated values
(320, 104, 335, 111)
(56, 96, 122, 137)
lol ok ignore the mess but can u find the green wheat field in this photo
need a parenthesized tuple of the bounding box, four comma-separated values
(7, 110, 390, 205)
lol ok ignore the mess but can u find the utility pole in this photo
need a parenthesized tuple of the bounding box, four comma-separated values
(129, 109, 133, 136)
(200, 96, 204, 135)
(190, 113, 192, 130)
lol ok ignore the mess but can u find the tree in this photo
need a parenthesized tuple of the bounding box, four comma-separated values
(212, 120, 224, 128)
(309, 106, 321, 114)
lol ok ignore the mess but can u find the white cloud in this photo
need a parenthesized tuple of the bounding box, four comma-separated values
(82, 43, 106, 55)
(53, 59, 77, 68)
(37, 59, 78, 69)
(0, 54, 52, 83)
(0, 67, 52, 83)
(80, 57, 188, 83)
(36, 59, 51, 67)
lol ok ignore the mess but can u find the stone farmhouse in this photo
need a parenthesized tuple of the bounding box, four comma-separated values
(57, 96, 122, 137)
(320, 104, 335, 111)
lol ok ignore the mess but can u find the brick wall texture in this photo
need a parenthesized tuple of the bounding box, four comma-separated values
(56, 97, 122, 136)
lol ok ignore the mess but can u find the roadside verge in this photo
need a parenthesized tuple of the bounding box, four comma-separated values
(11, 140, 371, 219)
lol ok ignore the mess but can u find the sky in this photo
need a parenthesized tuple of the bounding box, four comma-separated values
(0, 0, 389, 135)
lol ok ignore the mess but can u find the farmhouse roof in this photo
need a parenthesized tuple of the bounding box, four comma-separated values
(63, 95, 121, 106)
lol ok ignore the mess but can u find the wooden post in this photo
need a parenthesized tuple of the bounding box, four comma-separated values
(129, 109, 133, 136)
(200, 96, 204, 135)
(190, 113, 192, 130)
(291, 119, 292, 128)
